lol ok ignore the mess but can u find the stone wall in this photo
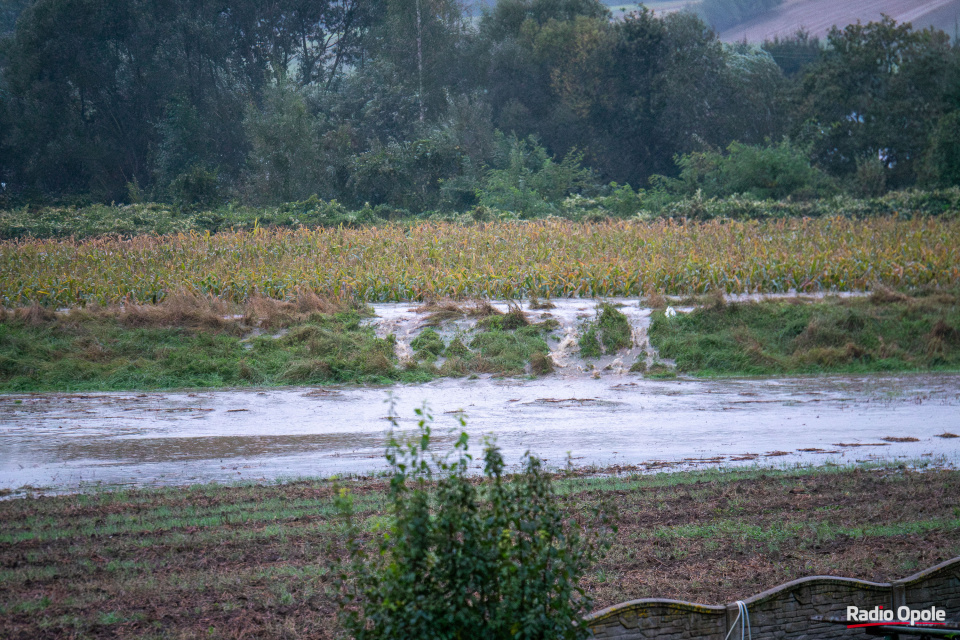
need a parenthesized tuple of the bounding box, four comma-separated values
(587, 556, 960, 640)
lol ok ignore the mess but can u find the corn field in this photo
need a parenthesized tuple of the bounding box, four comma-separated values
(2, 217, 958, 307)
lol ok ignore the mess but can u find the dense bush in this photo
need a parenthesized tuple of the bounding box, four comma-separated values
(662, 140, 836, 201)
(478, 135, 597, 218)
(334, 408, 613, 640)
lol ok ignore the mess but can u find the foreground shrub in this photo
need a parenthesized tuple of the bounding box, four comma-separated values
(334, 409, 613, 640)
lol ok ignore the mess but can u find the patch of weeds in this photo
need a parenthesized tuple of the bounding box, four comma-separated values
(479, 305, 528, 331)
(535, 318, 560, 333)
(529, 296, 556, 310)
(410, 328, 445, 361)
(439, 356, 471, 376)
(645, 362, 676, 379)
(629, 354, 647, 373)
(530, 351, 555, 375)
(444, 336, 471, 359)
(579, 303, 632, 359)
(11, 595, 52, 614)
(278, 312, 399, 383)
(0, 304, 421, 390)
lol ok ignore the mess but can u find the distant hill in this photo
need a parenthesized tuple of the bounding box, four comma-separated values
(717, 0, 960, 42)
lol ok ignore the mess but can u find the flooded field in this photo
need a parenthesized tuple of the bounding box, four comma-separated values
(2, 371, 959, 495)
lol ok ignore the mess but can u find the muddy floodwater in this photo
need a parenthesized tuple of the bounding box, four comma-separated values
(2, 373, 959, 494)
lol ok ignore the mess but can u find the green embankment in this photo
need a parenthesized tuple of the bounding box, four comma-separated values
(649, 290, 960, 375)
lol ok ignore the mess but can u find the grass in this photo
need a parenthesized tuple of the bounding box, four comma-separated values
(0, 296, 430, 391)
(469, 325, 552, 375)
(579, 302, 632, 358)
(1, 464, 958, 639)
(0, 293, 566, 391)
(648, 289, 960, 375)
(3, 216, 960, 307)
(4, 287, 960, 391)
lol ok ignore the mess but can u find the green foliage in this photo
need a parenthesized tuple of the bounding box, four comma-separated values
(665, 140, 835, 201)
(3, 187, 960, 240)
(922, 111, 960, 188)
(578, 303, 632, 359)
(796, 17, 955, 188)
(0, 0, 30, 35)
(479, 135, 595, 217)
(334, 408, 613, 640)
(2, 0, 959, 211)
(444, 336, 471, 358)
(244, 83, 324, 205)
(648, 188, 960, 220)
(349, 130, 470, 212)
(694, 0, 784, 32)
(168, 166, 222, 210)
(469, 326, 551, 374)
(0, 308, 418, 391)
(278, 312, 399, 383)
(762, 30, 822, 77)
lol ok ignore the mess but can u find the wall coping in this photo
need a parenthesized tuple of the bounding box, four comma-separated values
(893, 556, 960, 587)
(742, 575, 890, 606)
(587, 598, 727, 624)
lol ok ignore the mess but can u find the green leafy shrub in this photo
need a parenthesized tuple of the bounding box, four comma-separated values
(478, 134, 596, 218)
(334, 408, 613, 640)
(168, 165, 222, 210)
(664, 141, 835, 202)
(922, 111, 960, 188)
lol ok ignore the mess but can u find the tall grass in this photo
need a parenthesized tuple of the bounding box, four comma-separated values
(2, 217, 958, 307)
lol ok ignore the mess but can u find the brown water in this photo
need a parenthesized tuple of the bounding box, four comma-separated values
(2, 373, 959, 494)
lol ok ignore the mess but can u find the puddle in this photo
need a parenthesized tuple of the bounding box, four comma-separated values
(2, 372, 959, 494)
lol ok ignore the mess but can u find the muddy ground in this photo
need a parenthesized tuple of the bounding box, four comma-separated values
(1, 465, 958, 639)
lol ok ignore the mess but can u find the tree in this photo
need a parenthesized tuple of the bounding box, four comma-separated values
(762, 29, 822, 78)
(367, 0, 472, 123)
(795, 17, 955, 188)
(335, 407, 613, 640)
(665, 140, 836, 200)
(0, 0, 30, 35)
(921, 110, 960, 187)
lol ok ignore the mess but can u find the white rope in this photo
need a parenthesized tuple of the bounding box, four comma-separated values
(724, 601, 752, 640)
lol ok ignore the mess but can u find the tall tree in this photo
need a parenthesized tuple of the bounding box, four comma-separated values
(795, 17, 955, 187)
